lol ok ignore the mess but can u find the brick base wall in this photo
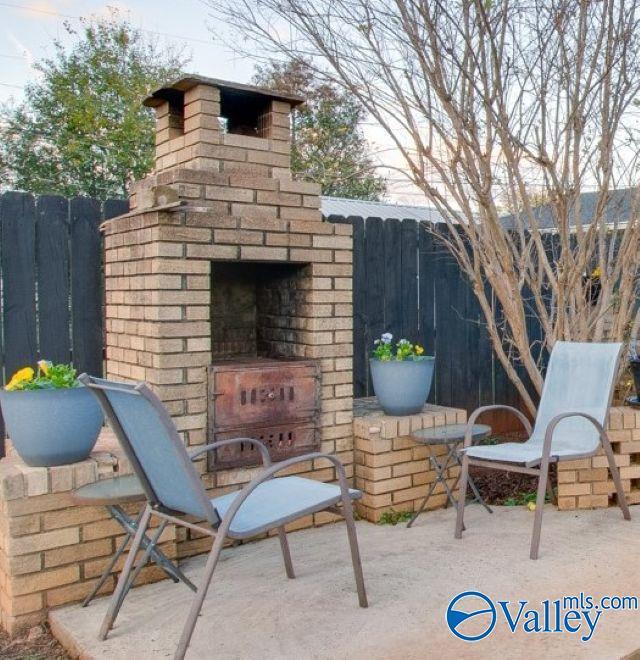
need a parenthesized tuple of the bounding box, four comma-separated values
(557, 406, 640, 510)
(353, 399, 467, 522)
(0, 432, 176, 634)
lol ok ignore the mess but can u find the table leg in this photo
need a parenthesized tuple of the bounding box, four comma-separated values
(406, 454, 441, 528)
(109, 506, 195, 590)
(82, 517, 136, 607)
(467, 474, 493, 513)
(407, 448, 466, 530)
(434, 458, 459, 509)
(110, 521, 168, 623)
(449, 445, 493, 513)
(440, 443, 461, 510)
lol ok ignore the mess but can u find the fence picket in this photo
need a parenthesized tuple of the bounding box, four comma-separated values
(70, 197, 103, 377)
(1, 192, 38, 379)
(400, 219, 419, 343)
(37, 195, 71, 364)
(383, 218, 402, 342)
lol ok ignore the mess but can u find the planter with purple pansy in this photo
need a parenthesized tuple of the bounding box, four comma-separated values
(369, 333, 435, 416)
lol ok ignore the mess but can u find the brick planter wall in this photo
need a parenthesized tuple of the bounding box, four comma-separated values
(0, 432, 177, 634)
(557, 406, 640, 510)
(353, 399, 467, 522)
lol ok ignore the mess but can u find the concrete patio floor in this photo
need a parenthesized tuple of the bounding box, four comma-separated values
(50, 505, 640, 659)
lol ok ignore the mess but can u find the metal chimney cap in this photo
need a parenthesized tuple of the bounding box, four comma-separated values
(143, 74, 304, 108)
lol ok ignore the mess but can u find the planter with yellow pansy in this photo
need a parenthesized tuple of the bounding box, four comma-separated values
(369, 334, 435, 416)
(0, 361, 103, 466)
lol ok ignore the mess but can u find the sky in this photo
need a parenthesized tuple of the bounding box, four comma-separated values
(0, 0, 425, 204)
(0, 0, 253, 98)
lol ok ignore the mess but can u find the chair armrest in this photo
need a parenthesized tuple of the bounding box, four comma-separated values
(188, 437, 271, 467)
(464, 405, 533, 447)
(213, 452, 353, 537)
(542, 412, 605, 457)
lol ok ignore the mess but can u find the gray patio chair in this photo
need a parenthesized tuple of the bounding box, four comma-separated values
(454, 341, 631, 560)
(79, 374, 367, 660)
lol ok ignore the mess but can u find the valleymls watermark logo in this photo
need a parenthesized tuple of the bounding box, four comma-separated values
(446, 590, 638, 642)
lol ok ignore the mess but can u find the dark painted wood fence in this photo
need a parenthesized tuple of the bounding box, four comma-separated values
(328, 215, 525, 419)
(0, 194, 527, 446)
(0, 192, 128, 385)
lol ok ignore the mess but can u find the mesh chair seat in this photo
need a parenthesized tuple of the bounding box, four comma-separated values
(463, 440, 593, 466)
(213, 476, 362, 539)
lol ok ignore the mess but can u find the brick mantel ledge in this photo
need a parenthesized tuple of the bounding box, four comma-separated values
(0, 429, 175, 634)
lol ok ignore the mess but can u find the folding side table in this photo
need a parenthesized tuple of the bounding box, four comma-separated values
(406, 423, 493, 528)
(72, 474, 196, 607)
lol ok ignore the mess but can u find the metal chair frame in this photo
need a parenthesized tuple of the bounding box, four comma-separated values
(454, 343, 631, 560)
(79, 374, 367, 660)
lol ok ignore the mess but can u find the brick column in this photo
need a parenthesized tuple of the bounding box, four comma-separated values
(352, 399, 466, 522)
(557, 407, 640, 509)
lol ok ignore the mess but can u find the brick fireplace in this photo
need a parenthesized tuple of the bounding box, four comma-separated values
(102, 76, 354, 544)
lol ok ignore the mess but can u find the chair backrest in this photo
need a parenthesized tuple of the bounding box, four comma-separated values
(80, 375, 219, 526)
(531, 341, 622, 454)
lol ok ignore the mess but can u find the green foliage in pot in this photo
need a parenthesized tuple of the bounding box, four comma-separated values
(372, 333, 426, 361)
(5, 361, 79, 391)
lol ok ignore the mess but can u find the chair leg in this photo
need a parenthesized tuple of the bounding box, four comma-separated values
(174, 533, 227, 660)
(454, 454, 470, 539)
(530, 464, 549, 560)
(277, 526, 295, 579)
(99, 505, 151, 640)
(340, 496, 368, 608)
(601, 430, 631, 521)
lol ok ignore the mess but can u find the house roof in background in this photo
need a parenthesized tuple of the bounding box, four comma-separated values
(501, 188, 638, 230)
(320, 196, 446, 223)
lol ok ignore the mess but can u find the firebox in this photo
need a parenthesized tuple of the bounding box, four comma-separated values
(210, 261, 308, 360)
(207, 260, 320, 469)
(207, 358, 320, 470)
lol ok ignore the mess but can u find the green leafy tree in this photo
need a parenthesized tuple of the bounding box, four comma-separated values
(0, 12, 187, 199)
(254, 59, 385, 200)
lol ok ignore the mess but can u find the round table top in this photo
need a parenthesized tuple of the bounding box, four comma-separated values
(411, 423, 491, 445)
(72, 473, 145, 506)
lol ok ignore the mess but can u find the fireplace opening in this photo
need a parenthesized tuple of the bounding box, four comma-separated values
(207, 260, 320, 471)
(211, 260, 308, 360)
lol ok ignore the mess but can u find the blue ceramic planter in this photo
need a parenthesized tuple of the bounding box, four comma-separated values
(370, 357, 435, 416)
(0, 386, 103, 467)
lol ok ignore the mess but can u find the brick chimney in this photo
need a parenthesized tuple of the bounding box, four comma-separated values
(130, 76, 305, 209)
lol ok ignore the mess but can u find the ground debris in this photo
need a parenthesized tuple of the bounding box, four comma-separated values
(0, 623, 69, 659)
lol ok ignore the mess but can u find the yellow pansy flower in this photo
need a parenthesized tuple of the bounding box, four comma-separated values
(5, 367, 35, 391)
(415, 345, 424, 355)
